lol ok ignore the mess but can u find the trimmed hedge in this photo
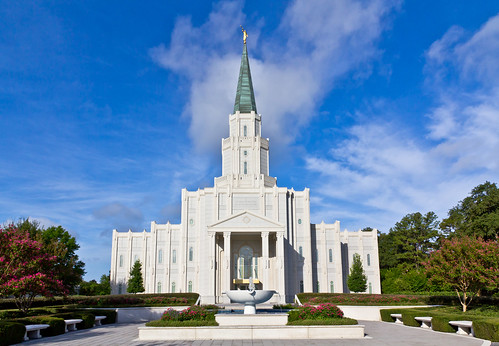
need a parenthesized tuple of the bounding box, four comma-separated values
(145, 320, 218, 327)
(13, 316, 65, 337)
(0, 321, 25, 346)
(287, 317, 358, 325)
(82, 309, 117, 324)
(380, 308, 405, 322)
(57, 312, 95, 329)
(431, 315, 459, 333)
(473, 318, 499, 342)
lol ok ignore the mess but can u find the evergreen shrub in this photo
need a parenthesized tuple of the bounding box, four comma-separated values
(0, 321, 25, 346)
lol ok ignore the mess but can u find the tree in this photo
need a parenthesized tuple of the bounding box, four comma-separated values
(347, 253, 367, 293)
(127, 260, 145, 294)
(389, 212, 440, 269)
(98, 274, 111, 295)
(425, 236, 499, 312)
(0, 224, 66, 313)
(441, 182, 499, 240)
(16, 219, 85, 293)
(79, 274, 111, 296)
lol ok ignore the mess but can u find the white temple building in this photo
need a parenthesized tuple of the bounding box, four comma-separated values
(110, 36, 381, 303)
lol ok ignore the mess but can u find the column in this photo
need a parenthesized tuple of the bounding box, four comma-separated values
(208, 231, 216, 304)
(223, 232, 231, 295)
(261, 232, 269, 289)
(276, 232, 286, 303)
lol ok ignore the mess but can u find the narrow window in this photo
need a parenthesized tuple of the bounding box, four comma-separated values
(172, 249, 177, 264)
(367, 254, 371, 266)
(243, 125, 247, 136)
(188, 281, 193, 293)
(157, 281, 162, 293)
(299, 280, 304, 293)
(299, 246, 303, 257)
(329, 249, 333, 262)
(369, 282, 372, 294)
(158, 249, 163, 264)
(244, 150, 247, 156)
(189, 247, 193, 261)
(118, 283, 122, 294)
(134, 254, 138, 262)
(119, 255, 123, 267)
(172, 282, 176, 293)
(330, 281, 334, 293)
(316, 281, 320, 293)
(244, 161, 247, 174)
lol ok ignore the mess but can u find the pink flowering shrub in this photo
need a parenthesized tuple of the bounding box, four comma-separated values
(161, 305, 215, 321)
(298, 303, 344, 320)
(0, 224, 67, 313)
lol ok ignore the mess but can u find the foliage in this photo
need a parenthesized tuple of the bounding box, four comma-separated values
(473, 318, 499, 342)
(273, 303, 296, 309)
(79, 274, 111, 296)
(0, 224, 67, 313)
(380, 267, 446, 293)
(378, 232, 399, 269)
(146, 319, 218, 327)
(347, 253, 367, 293)
(160, 306, 215, 322)
(287, 317, 357, 325)
(13, 316, 66, 336)
(0, 321, 25, 346)
(16, 219, 85, 293)
(127, 260, 145, 294)
(297, 303, 344, 320)
(440, 181, 499, 240)
(425, 236, 499, 312)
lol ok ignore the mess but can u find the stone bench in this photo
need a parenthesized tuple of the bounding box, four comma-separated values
(449, 320, 473, 336)
(24, 324, 50, 341)
(390, 313, 403, 324)
(64, 319, 83, 332)
(415, 316, 432, 329)
(94, 315, 107, 326)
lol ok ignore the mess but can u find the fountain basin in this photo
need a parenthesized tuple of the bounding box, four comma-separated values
(224, 290, 276, 314)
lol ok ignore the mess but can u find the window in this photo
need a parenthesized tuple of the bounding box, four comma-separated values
(236, 246, 256, 279)
(330, 281, 334, 293)
(299, 246, 303, 257)
(134, 254, 138, 262)
(189, 247, 193, 261)
(369, 282, 372, 294)
(329, 249, 333, 262)
(244, 161, 247, 174)
(157, 282, 162, 293)
(158, 249, 163, 264)
(171, 282, 176, 293)
(118, 283, 122, 294)
(243, 125, 247, 136)
(188, 281, 193, 293)
(367, 254, 371, 266)
(119, 255, 123, 267)
(298, 218, 302, 224)
(244, 150, 247, 156)
(172, 250, 176, 264)
(299, 280, 304, 293)
(316, 281, 320, 293)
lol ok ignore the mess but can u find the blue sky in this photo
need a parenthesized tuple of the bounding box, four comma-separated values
(1, 1, 499, 281)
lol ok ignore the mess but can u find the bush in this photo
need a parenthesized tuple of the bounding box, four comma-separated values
(287, 309, 301, 322)
(379, 308, 405, 322)
(0, 321, 25, 346)
(431, 315, 461, 333)
(160, 306, 215, 322)
(82, 309, 117, 324)
(13, 316, 65, 336)
(55, 312, 95, 329)
(401, 310, 426, 327)
(298, 304, 344, 320)
(146, 319, 218, 327)
(473, 318, 499, 342)
(287, 317, 357, 325)
(273, 304, 295, 309)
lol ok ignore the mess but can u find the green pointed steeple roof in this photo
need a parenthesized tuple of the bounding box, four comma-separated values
(234, 42, 257, 114)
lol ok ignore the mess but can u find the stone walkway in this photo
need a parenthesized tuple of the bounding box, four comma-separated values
(18, 321, 493, 346)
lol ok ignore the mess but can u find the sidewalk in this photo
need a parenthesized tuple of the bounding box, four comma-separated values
(18, 320, 491, 346)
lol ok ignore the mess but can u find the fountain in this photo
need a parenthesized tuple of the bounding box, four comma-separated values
(223, 277, 276, 314)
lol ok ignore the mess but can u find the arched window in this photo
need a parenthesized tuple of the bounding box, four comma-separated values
(171, 282, 176, 293)
(172, 249, 176, 263)
(158, 249, 163, 264)
(189, 247, 193, 261)
(119, 255, 123, 267)
(299, 246, 303, 257)
(367, 254, 371, 266)
(369, 282, 372, 294)
(329, 249, 333, 262)
(243, 125, 247, 136)
(157, 281, 162, 293)
(244, 161, 247, 174)
(188, 281, 193, 293)
(299, 280, 304, 293)
(330, 281, 334, 293)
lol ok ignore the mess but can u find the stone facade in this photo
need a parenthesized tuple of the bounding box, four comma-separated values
(110, 41, 381, 303)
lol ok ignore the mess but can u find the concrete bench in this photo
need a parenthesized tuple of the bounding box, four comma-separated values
(415, 316, 432, 329)
(24, 324, 50, 341)
(390, 313, 403, 324)
(94, 315, 107, 326)
(64, 319, 83, 332)
(449, 320, 473, 336)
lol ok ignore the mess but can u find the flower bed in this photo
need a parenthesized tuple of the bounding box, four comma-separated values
(287, 303, 357, 326)
(145, 306, 218, 327)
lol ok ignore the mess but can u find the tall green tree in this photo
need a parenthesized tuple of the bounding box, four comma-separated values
(16, 219, 85, 293)
(389, 212, 440, 269)
(347, 253, 367, 293)
(127, 260, 145, 294)
(440, 181, 499, 240)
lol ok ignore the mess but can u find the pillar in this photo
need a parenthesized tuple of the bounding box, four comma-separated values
(223, 232, 232, 295)
(276, 232, 286, 303)
(261, 231, 269, 289)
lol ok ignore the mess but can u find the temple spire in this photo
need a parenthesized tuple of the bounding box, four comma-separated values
(234, 27, 257, 114)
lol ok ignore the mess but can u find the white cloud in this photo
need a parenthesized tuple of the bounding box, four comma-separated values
(150, 0, 399, 154)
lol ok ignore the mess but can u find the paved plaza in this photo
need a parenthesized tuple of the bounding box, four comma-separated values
(18, 320, 493, 346)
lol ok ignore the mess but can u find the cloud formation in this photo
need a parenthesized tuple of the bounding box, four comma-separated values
(151, 0, 398, 154)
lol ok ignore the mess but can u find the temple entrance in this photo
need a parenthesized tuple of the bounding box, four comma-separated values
(233, 245, 262, 290)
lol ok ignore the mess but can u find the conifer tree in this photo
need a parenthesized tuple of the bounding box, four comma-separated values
(347, 253, 368, 293)
(127, 260, 145, 294)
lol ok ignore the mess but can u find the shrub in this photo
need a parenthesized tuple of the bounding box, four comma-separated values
(431, 315, 458, 333)
(273, 304, 295, 309)
(379, 308, 405, 322)
(473, 318, 499, 342)
(161, 306, 215, 322)
(81, 309, 117, 324)
(0, 321, 25, 346)
(401, 310, 425, 327)
(14, 316, 65, 336)
(146, 319, 218, 327)
(56, 312, 95, 329)
(298, 304, 344, 320)
(287, 317, 357, 325)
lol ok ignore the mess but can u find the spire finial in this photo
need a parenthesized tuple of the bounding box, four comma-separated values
(240, 25, 248, 44)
